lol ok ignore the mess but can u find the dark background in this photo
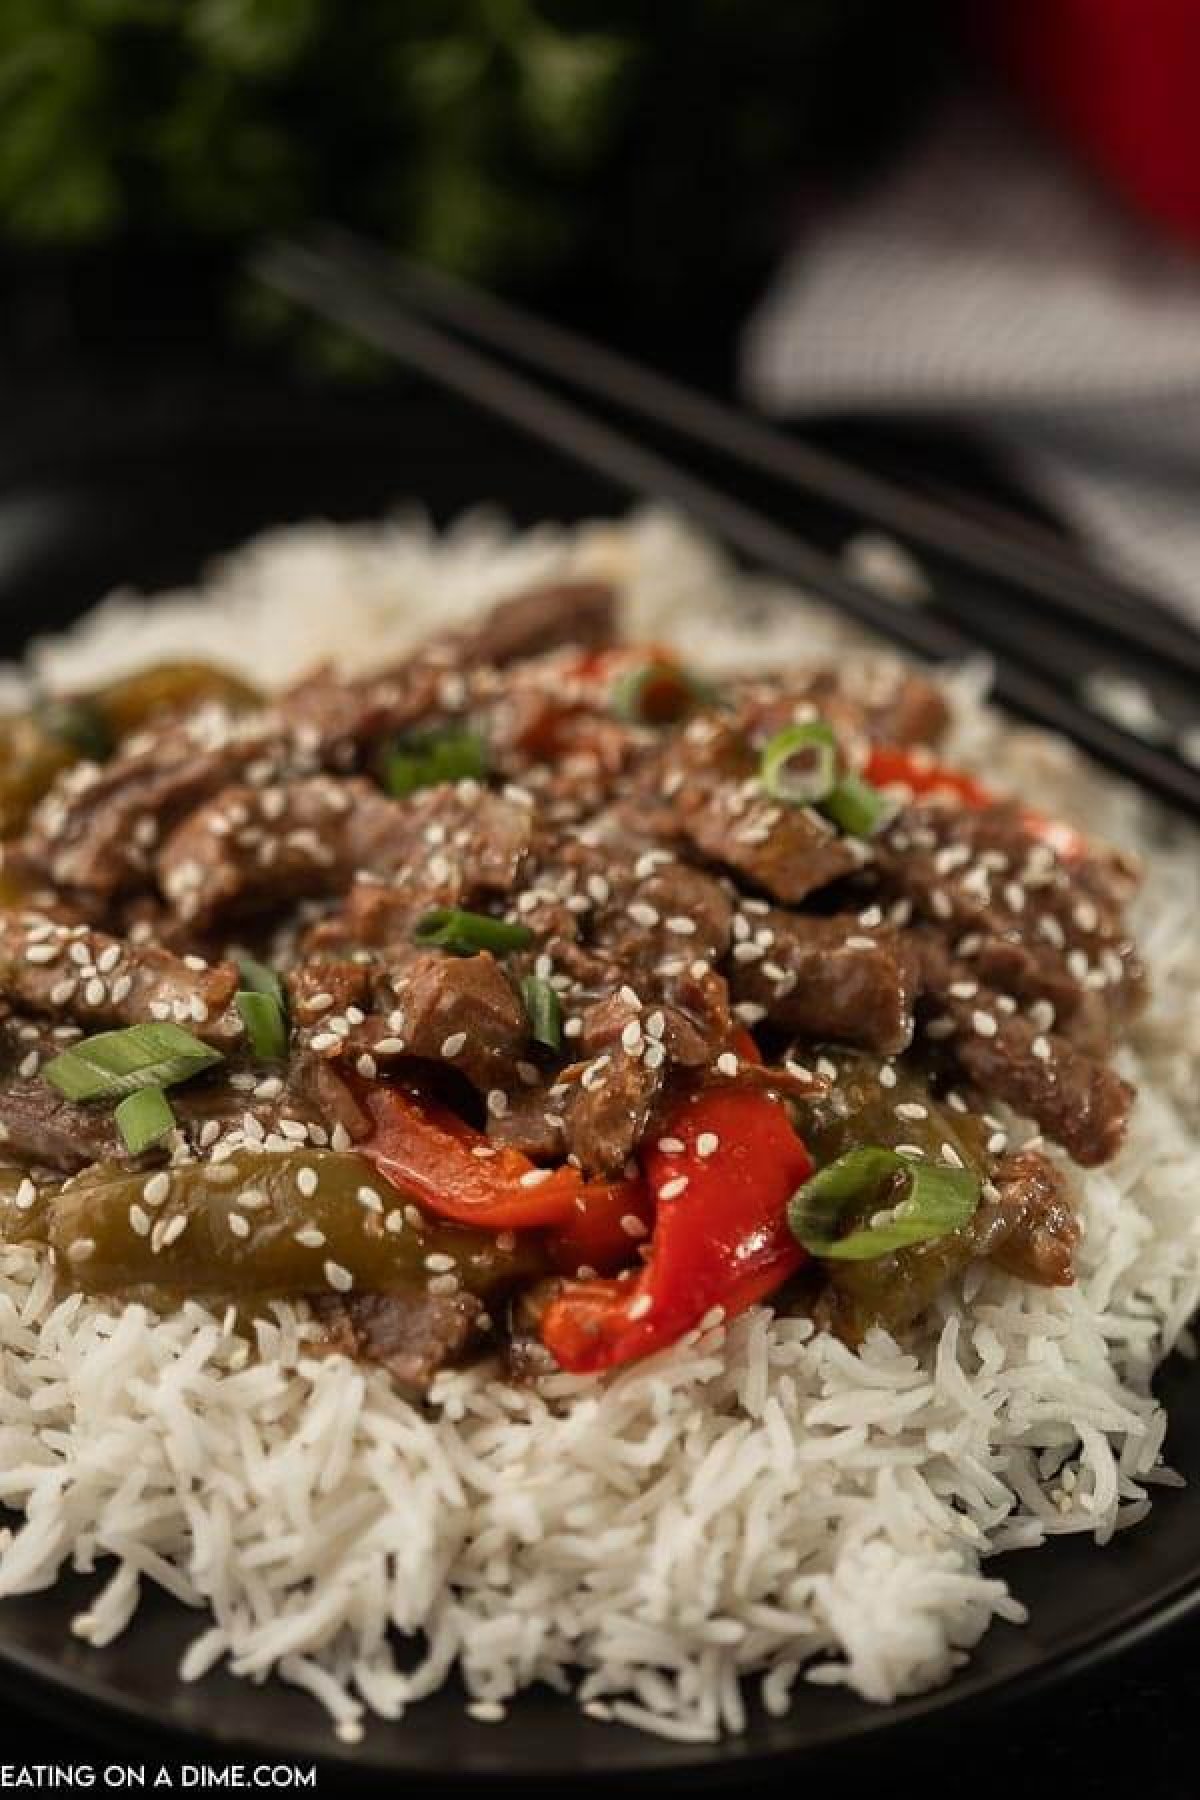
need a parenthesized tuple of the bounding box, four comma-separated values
(1, 2, 1196, 1790)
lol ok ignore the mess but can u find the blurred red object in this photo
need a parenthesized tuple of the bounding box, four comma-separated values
(977, 0, 1200, 249)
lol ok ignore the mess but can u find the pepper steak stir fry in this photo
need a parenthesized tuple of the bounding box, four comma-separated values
(0, 583, 1143, 1386)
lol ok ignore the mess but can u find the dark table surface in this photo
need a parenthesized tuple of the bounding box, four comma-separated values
(1, 356, 1196, 1797)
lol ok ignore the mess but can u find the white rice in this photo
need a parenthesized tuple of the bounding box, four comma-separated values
(2, 508, 1199, 1743)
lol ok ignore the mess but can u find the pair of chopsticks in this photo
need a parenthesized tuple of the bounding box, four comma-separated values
(252, 227, 1200, 820)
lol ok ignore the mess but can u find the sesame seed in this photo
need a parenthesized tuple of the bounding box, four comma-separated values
(627, 1295, 653, 1320)
(895, 1101, 928, 1120)
(519, 1167, 553, 1187)
(228, 1212, 251, 1239)
(357, 1185, 384, 1212)
(294, 1227, 326, 1249)
(716, 1051, 739, 1077)
(695, 1132, 719, 1157)
(487, 1089, 509, 1118)
(161, 1214, 188, 1247)
(657, 1136, 685, 1154)
(296, 1167, 318, 1198)
(324, 1260, 353, 1292)
(1032, 1034, 1052, 1061)
(440, 1032, 467, 1058)
(142, 1172, 170, 1208)
(972, 1010, 998, 1038)
(658, 1175, 689, 1200)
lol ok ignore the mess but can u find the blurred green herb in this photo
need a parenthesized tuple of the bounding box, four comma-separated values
(0, 2, 941, 337)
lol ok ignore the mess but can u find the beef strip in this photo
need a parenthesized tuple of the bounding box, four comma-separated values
(728, 910, 918, 1055)
(0, 912, 243, 1044)
(873, 800, 1145, 1048)
(24, 710, 301, 899)
(662, 718, 866, 903)
(0, 1076, 120, 1170)
(972, 1147, 1079, 1285)
(158, 777, 534, 930)
(918, 936, 1133, 1166)
(728, 663, 950, 753)
(560, 1035, 664, 1177)
(311, 1288, 485, 1389)
(369, 948, 529, 1093)
(451, 579, 615, 666)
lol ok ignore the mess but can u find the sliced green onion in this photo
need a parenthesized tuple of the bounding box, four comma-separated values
(115, 1085, 176, 1155)
(414, 908, 535, 958)
(43, 1022, 223, 1103)
(236, 990, 288, 1060)
(611, 662, 715, 726)
(232, 949, 286, 1011)
(760, 723, 838, 806)
(383, 728, 488, 798)
(521, 975, 562, 1051)
(822, 770, 893, 838)
(35, 696, 112, 762)
(789, 1146, 980, 1261)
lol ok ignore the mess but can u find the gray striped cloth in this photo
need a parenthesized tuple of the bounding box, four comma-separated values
(741, 97, 1200, 625)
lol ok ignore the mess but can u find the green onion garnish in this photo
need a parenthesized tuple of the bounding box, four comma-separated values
(414, 908, 535, 958)
(115, 1085, 176, 1155)
(383, 728, 488, 798)
(521, 975, 562, 1051)
(789, 1146, 980, 1261)
(35, 696, 112, 762)
(232, 949, 286, 1011)
(758, 716, 893, 838)
(43, 1022, 223, 1103)
(822, 770, 893, 838)
(236, 990, 288, 1060)
(611, 662, 714, 726)
(760, 723, 838, 806)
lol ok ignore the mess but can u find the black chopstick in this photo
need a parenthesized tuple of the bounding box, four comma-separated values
(308, 224, 1200, 682)
(252, 235, 1200, 820)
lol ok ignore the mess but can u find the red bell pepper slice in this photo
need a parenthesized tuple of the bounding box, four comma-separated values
(863, 745, 1090, 864)
(863, 745, 994, 810)
(358, 1085, 583, 1229)
(540, 1086, 812, 1373)
(545, 1176, 655, 1276)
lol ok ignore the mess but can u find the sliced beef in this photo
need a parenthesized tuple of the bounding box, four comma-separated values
(0, 913, 243, 1043)
(275, 663, 443, 763)
(452, 579, 616, 666)
(874, 801, 1145, 1045)
(729, 663, 950, 752)
(971, 1148, 1079, 1285)
(158, 777, 534, 929)
(918, 937, 1132, 1166)
(24, 712, 295, 898)
(0, 1077, 121, 1170)
(375, 949, 529, 1093)
(561, 1038, 664, 1177)
(728, 910, 918, 1055)
(311, 1288, 485, 1390)
(663, 718, 864, 903)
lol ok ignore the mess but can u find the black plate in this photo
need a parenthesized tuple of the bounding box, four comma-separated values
(2, 369, 1197, 1782)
